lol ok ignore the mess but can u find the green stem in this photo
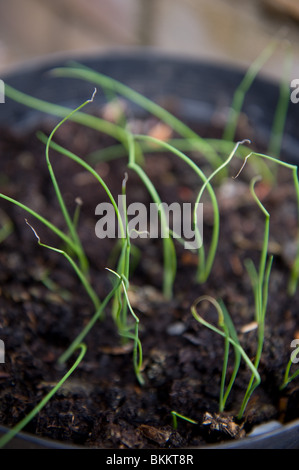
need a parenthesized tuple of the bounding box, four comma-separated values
(0, 344, 87, 449)
(135, 134, 221, 283)
(5, 84, 128, 143)
(128, 160, 176, 299)
(244, 152, 299, 294)
(171, 411, 198, 430)
(107, 269, 144, 385)
(51, 64, 223, 169)
(238, 177, 273, 419)
(43, 92, 98, 273)
(37, 133, 126, 240)
(195, 139, 251, 281)
(223, 39, 279, 142)
(268, 42, 293, 157)
(25, 219, 100, 312)
(0, 193, 77, 251)
(191, 296, 260, 401)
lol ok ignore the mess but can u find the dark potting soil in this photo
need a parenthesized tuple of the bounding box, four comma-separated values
(0, 113, 298, 449)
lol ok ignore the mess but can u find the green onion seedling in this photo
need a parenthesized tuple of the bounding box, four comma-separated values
(171, 411, 198, 430)
(25, 219, 101, 313)
(106, 268, 144, 386)
(280, 344, 299, 390)
(191, 296, 260, 415)
(238, 176, 273, 419)
(0, 343, 87, 449)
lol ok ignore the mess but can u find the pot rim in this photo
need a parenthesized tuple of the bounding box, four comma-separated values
(1, 418, 299, 449)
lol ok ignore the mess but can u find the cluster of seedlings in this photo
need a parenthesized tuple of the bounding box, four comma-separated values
(0, 40, 298, 447)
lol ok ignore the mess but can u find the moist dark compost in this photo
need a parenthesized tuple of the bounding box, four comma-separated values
(0, 114, 298, 449)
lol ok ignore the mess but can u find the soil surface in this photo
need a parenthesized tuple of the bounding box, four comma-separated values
(0, 110, 298, 449)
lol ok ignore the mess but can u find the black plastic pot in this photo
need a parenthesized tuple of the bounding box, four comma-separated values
(0, 50, 299, 449)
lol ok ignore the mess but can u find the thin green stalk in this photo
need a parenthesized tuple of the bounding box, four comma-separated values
(120, 174, 131, 326)
(128, 160, 176, 299)
(249, 176, 270, 305)
(0, 210, 13, 243)
(72, 197, 82, 231)
(240, 152, 299, 294)
(218, 300, 242, 412)
(38, 269, 72, 302)
(111, 172, 131, 330)
(171, 411, 198, 430)
(25, 219, 100, 312)
(51, 64, 223, 170)
(238, 176, 273, 419)
(37, 132, 126, 240)
(107, 268, 144, 386)
(191, 296, 243, 412)
(191, 296, 260, 412)
(0, 343, 87, 449)
(88, 142, 129, 164)
(88, 138, 274, 184)
(268, 43, 293, 158)
(223, 38, 280, 142)
(127, 134, 176, 299)
(5, 84, 128, 144)
(280, 345, 299, 390)
(287, 172, 299, 295)
(194, 139, 251, 282)
(0, 193, 77, 251)
(43, 91, 98, 274)
(134, 134, 220, 283)
(52, 64, 199, 139)
(217, 306, 230, 413)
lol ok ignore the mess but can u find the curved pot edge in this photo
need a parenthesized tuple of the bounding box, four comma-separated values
(1, 418, 299, 449)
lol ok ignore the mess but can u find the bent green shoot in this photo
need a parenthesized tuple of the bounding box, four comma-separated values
(238, 151, 299, 295)
(4, 83, 128, 145)
(43, 89, 99, 274)
(38, 269, 72, 302)
(38, 128, 130, 331)
(171, 411, 198, 430)
(37, 132, 126, 240)
(238, 176, 273, 419)
(2, 60, 299, 429)
(127, 134, 176, 299)
(134, 134, 220, 284)
(51, 63, 223, 170)
(106, 268, 144, 386)
(88, 138, 275, 185)
(0, 343, 87, 449)
(195, 139, 251, 282)
(0, 193, 77, 252)
(109, 172, 131, 328)
(191, 296, 260, 414)
(223, 38, 282, 143)
(25, 219, 100, 313)
(268, 42, 292, 158)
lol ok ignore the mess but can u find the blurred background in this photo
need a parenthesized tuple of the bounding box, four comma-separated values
(0, 0, 299, 81)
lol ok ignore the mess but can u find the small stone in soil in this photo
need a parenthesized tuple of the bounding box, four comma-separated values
(138, 424, 173, 445)
(201, 412, 245, 440)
